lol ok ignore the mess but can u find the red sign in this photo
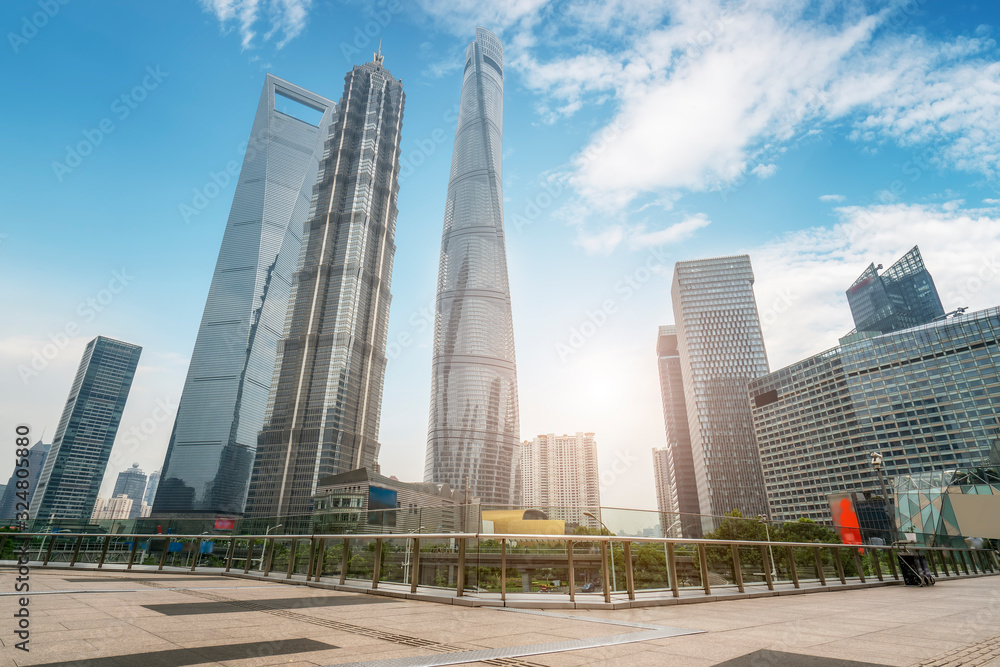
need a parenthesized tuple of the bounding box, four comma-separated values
(214, 518, 236, 530)
(829, 495, 863, 546)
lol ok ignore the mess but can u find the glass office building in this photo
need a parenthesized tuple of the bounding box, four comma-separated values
(844, 245, 944, 340)
(30, 336, 142, 520)
(111, 463, 147, 519)
(654, 325, 701, 537)
(750, 307, 1000, 524)
(424, 28, 521, 505)
(671, 256, 771, 519)
(0, 441, 48, 520)
(154, 75, 335, 516)
(245, 50, 405, 518)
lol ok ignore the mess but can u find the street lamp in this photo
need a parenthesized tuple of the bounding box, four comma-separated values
(583, 512, 617, 593)
(870, 451, 893, 540)
(757, 515, 777, 579)
(266, 523, 283, 535)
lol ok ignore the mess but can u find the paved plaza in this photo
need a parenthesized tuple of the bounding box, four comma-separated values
(1, 569, 998, 666)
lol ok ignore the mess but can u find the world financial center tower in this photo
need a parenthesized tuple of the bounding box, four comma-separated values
(425, 28, 521, 505)
(154, 76, 335, 516)
(245, 51, 405, 517)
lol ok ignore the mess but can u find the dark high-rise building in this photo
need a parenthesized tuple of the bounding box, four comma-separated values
(154, 75, 335, 516)
(424, 28, 521, 506)
(112, 463, 147, 519)
(844, 245, 944, 340)
(0, 441, 49, 520)
(654, 325, 701, 537)
(245, 49, 405, 518)
(30, 337, 141, 521)
(671, 256, 770, 519)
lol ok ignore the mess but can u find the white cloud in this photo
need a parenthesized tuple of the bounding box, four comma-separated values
(752, 202, 1000, 369)
(628, 213, 710, 249)
(201, 0, 312, 50)
(819, 194, 846, 202)
(751, 163, 778, 179)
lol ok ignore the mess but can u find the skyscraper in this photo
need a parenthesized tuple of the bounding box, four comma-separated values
(154, 75, 335, 516)
(142, 469, 160, 507)
(111, 463, 147, 519)
(30, 336, 141, 521)
(654, 325, 701, 537)
(844, 245, 944, 340)
(520, 432, 600, 526)
(0, 441, 48, 520)
(245, 49, 405, 518)
(671, 256, 770, 519)
(424, 28, 521, 506)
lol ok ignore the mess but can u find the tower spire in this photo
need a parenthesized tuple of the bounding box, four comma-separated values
(374, 37, 384, 66)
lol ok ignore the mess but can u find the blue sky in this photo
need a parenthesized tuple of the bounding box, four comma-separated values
(3, 0, 1000, 517)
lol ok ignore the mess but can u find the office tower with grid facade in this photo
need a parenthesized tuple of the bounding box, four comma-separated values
(111, 463, 147, 519)
(654, 325, 701, 537)
(520, 432, 600, 526)
(671, 256, 770, 519)
(0, 441, 48, 520)
(30, 336, 142, 521)
(142, 469, 160, 507)
(751, 307, 1000, 524)
(844, 245, 944, 340)
(154, 76, 335, 516)
(245, 50, 405, 518)
(424, 28, 521, 506)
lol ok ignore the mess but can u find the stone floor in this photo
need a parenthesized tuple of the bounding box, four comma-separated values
(0, 569, 998, 666)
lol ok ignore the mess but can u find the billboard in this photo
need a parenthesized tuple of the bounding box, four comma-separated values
(368, 486, 398, 528)
(828, 494, 863, 545)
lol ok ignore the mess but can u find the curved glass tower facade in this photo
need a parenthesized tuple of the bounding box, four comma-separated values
(154, 75, 335, 515)
(245, 53, 405, 518)
(424, 27, 521, 506)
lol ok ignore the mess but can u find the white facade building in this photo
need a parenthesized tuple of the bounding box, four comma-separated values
(520, 432, 600, 527)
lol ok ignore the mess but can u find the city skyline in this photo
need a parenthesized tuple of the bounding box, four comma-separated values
(5, 3, 1000, 514)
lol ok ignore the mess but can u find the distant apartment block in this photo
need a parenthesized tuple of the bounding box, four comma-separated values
(671, 256, 770, 519)
(520, 432, 600, 528)
(654, 325, 701, 537)
(750, 307, 1000, 524)
(91, 494, 134, 521)
(30, 336, 141, 521)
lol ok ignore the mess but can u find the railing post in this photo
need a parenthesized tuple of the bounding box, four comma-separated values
(871, 548, 883, 581)
(191, 538, 203, 572)
(126, 536, 139, 570)
(833, 547, 846, 584)
(286, 538, 298, 579)
(456, 538, 465, 597)
(623, 541, 635, 601)
(69, 535, 84, 567)
(44, 536, 56, 566)
(599, 540, 611, 603)
(698, 543, 712, 594)
(410, 538, 420, 594)
(501, 539, 508, 603)
(243, 538, 256, 574)
(313, 538, 326, 581)
(760, 544, 773, 591)
(853, 549, 866, 583)
(339, 538, 350, 585)
(955, 550, 969, 576)
(936, 550, 950, 577)
(567, 539, 575, 602)
(305, 537, 317, 580)
(887, 548, 899, 580)
(666, 542, 679, 598)
(731, 544, 745, 593)
(97, 536, 111, 569)
(225, 538, 236, 572)
(921, 549, 937, 576)
(158, 537, 171, 571)
(264, 538, 276, 576)
(786, 546, 800, 588)
(372, 538, 382, 590)
(813, 547, 827, 586)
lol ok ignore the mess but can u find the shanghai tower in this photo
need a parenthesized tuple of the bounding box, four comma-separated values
(424, 27, 521, 506)
(245, 49, 405, 518)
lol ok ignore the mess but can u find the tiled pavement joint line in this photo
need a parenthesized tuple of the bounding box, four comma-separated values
(0, 585, 276, 596)
(324, 627, 703, 667)
(488, 605, 691, 632)
(914, 634, 1000, 666)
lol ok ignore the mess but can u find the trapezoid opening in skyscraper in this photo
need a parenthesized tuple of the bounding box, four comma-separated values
(424, 27, 521, 506)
